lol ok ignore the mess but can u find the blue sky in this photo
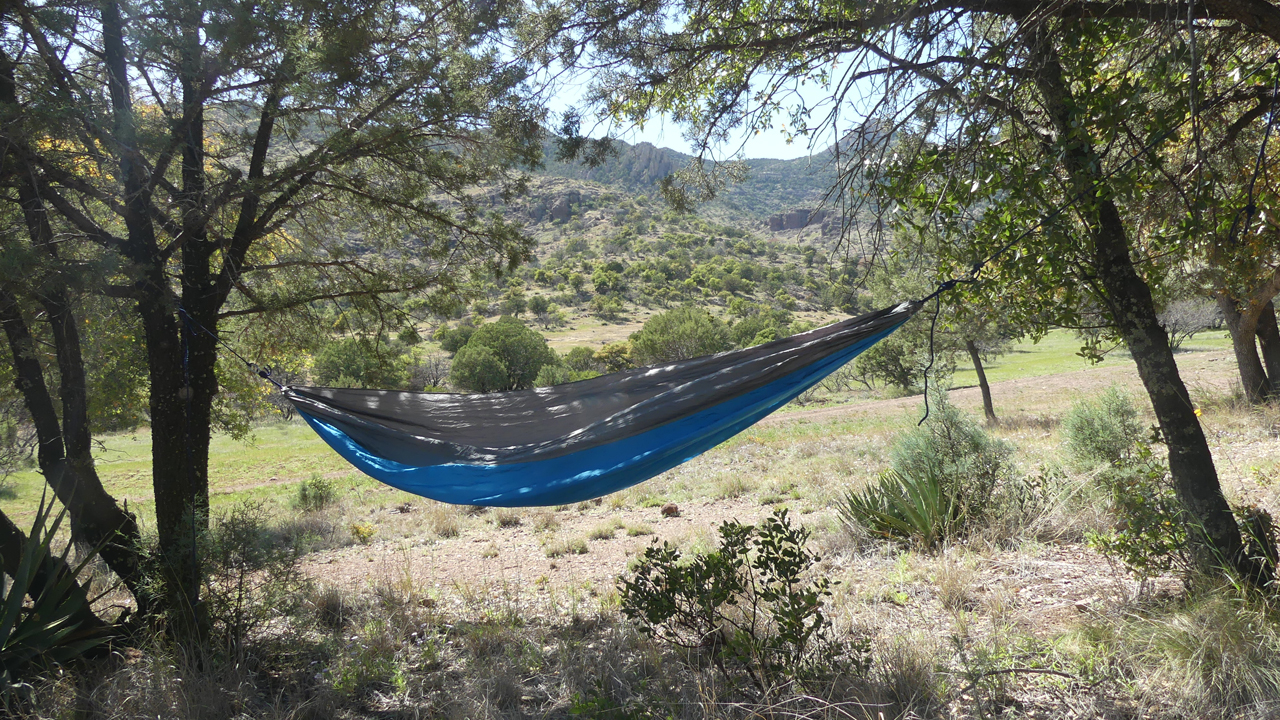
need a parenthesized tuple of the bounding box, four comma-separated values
(604, 115, 821, 161)
(543, 67, 843, 162)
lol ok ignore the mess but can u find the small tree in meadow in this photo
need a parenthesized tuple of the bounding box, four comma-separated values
(629, 305, 732, 366)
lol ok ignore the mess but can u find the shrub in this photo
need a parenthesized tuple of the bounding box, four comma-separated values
(1061, 387, 1145, 468)
(727, 303, 793, 347)
(449, 316, 555, 391)
(435, 323, 476, 353)
(202, 502, 306, 653)
(449, 344, 509, 393)
(620, 509, 867, 695)
(629, 305, 732, 366)
(312, 336, 411, 388)
(1085, 443, 1192, 583)
(349, 522, 377, 544)
(295, 473, 337, 512)
(589, 294, 625, 320)
(534, 363, 574, 387)
(842, 468, 960, 549)
(840, 392, 1023, 547)
(499, 287, 527, 316)
(592, 268, 626, 295)
(563, 346, 599, 372)
(594, 342, 634, 372)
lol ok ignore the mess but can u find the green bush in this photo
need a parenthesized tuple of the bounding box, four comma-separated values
(448, 317, 555, 392)
(295, 473, 338, 512)
(563, 346, 599, 372)
(842, 468, 960, 549)
(628, 305, 732, 366)
(589, 294, 625, 320)
(534, 363, 573, 387)
(533, 361, 600, 387)
(620, 509, 868, 694)
(727, 302, 792, 347)
(435, 323, 476, 353)
(1085, 443, 1191, 583)
(1061, 387, 1145, 468)
(1060, 391, 1202, 582)
(840, 392, 1022, 547)
(449, 344, 509, 393)
(594, 342, 634, 372)
(202, 502, 306, 653)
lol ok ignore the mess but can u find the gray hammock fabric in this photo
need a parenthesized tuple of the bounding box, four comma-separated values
(286, 302, 919, 506)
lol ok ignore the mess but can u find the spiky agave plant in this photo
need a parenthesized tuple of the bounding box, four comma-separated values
(1, 492, 108, 701)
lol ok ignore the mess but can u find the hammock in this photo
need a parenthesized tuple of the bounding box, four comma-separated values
(284, 302, 919, 507)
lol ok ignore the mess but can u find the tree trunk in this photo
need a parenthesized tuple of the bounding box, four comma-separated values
(0, 288, 153, 614)
(966, 339, 997, 425)
(1257, 299, 1280, 397)
(101, 0, 206, 635)
(1217, 294, 1270, 403)
(0, 47, 151, 612)
(1031, 35, 1261, 583)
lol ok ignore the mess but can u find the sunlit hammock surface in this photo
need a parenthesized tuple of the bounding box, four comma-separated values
(283, 302, 920, 507)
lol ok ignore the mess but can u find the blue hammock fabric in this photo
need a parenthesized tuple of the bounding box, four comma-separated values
(284, 302, 919, 507)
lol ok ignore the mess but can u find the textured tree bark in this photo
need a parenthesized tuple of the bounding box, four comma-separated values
(101, 0, 206, 634)
(966, 339, 998, 425)
(1031, 35, 1259, 582)
(1217, 294, 1271, 403)
(1257, 299, 1280, 396)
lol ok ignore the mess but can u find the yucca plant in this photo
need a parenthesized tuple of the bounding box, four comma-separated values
(841, 393, 1023, 548)
(1, 493, 108, 701)
(840, 466, 961, 548)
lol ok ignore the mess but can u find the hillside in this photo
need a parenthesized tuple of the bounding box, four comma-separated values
(535, 137, 860, 241)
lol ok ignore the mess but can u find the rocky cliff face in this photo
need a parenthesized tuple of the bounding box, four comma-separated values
(767, 208, 830, 232)
(524, 181, 590, 223)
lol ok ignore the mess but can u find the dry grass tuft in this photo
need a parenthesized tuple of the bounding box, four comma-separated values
(493, 508, 522, 528)
(625, 522, 653, 537)
(867, 637, 948, 720)
(715, 473, 753, 499)
(427, 503, 461, 538)
(934, 554, 977, 613)
(588, 523, 616, 540)
(996, 413, 1060, 431)
(531, 509, 560, 532)
(1083, 588, 1280, 718)
(307, 583, 355, 631)
(545, 536, 590, 558)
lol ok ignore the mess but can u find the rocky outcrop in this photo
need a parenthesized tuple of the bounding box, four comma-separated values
(767, 208, 830, 232)
(548, 190, 582, 222)
(526, 185, 586, 223)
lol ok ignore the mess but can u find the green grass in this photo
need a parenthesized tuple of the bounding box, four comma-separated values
(1, 419, 378, 527)
(951, 328, 1233, 387)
